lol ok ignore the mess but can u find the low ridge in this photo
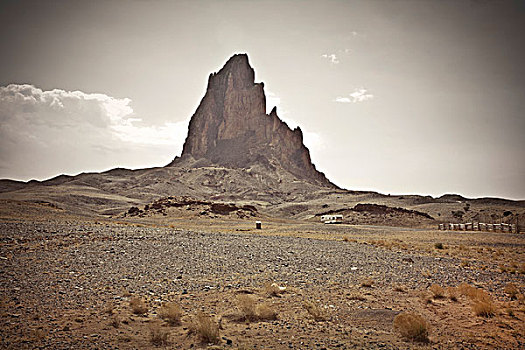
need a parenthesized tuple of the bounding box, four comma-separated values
(169, 54, 335, 188)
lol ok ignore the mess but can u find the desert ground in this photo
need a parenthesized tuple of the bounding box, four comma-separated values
(0, 201, 524, 349)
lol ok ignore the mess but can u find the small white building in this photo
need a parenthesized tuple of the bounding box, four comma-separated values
(321, 215, 343, 224)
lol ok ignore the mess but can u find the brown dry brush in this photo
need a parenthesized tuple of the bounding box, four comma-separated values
(158, 302, 183, 326)
(149, 323, 169, 346)
(262, 281, 286, 297)
(189, 311, 220, 344)
(237, 295, 277, 322)
(503, 283, 519, 300)
(129, 296, 148, 315)
(458, 283, 497, 317)
(447, 286, 458, 302)
(393, 312, 430, 343)
(429, 284, 445, 299)
(303, 300, 328, 321)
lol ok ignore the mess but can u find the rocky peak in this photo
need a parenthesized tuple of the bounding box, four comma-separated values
(172, 54, 335, 188)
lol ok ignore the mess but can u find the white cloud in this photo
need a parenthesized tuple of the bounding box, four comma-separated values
(335, 97, 352, 103)
(321, 53, 339, 64)
(335, 88, 374, 103)
(0, 84, 188, 180)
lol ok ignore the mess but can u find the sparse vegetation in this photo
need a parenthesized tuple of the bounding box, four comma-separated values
(263, 281, 286, 296)
(393, 312, 430, 343)
(129, 296, 148, 315)
(255, 303, 278, 321)
(237, 295, 257, 321)
(189, 312, 220, 344)
(429, 284, 445, 299)
(158, 302, 182, 326)
(434, 242, 444, 250)
(303, 300, 328, 321)
(237, 295, 277, 322)
(503, 283, 519, 300)
(473, 299, 497, 317)
(458, 283, 497, 317)
(149, 323, 169, 346)
(447, 286, 458, 301)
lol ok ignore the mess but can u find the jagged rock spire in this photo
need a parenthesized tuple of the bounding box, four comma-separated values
(173, 54, 334, 187)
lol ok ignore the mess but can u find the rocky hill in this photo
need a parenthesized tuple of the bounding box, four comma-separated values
(169, 54, 334, 187)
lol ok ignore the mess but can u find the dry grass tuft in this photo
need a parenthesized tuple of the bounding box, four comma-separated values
(189, 311, 220, 344)
(447, 287, 458, 301)
(429, 284, 445, 299)
(458, 283, 497, 317)
(504, 283, 519, 300)
(149, 323, 169, 346)
(393, 312, 430, 343)
(255, 303, 278, 321)
(129, 296, 148, 315)
(158, 302, 183, 326)
(237, 295, 257, 321)
(262, 282, 286, 297)
(303, 300, 328, 321)
(237, 295, 277, 322)
(473, 300, 497, 317)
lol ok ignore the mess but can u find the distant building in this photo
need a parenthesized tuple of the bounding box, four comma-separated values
(321, 215, 343, 224)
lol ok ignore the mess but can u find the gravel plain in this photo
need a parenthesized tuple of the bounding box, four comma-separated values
(1, 221, 524, 349)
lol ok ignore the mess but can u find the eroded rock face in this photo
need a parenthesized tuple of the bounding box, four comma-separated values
(172, 54, 334, 187)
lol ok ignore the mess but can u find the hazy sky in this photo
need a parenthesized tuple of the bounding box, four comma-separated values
(1, 0, 524, 199)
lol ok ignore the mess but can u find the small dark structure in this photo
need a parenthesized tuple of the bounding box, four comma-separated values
(255, 221, 262, 229)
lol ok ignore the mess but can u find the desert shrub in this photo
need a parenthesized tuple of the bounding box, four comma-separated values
(158, 302, 182, 326)
(190, 312, 220, 344)
(237, 295, 277, 322)
(149, 323, 169, 346)
(361, 279, 374, 288)
(393, 312, 430, 343)
(429, 284, 445, 299)
(303, 301, 328, 321)
(458, 283, 497, 317)
(473, 300, 496, 317)
(237, 295, 257, 321)
(447, 287, 458, 301)
(129, 297, 148, 315)
(434, 243, 444, 250)
(503, 283, 519, 300)
(255, 303, 278, 321)
(263, 282, 286, 296)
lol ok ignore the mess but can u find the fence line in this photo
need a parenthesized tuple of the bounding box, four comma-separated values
(438, 222, 520, 233)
